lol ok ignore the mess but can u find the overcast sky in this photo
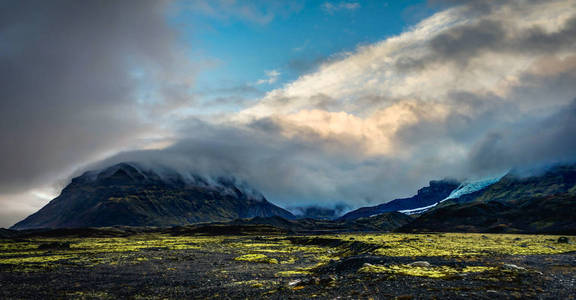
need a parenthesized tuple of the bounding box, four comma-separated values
(1, 0, 576, 227)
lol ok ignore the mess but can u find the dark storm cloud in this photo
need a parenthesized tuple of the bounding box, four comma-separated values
(0, 0, 193, 193)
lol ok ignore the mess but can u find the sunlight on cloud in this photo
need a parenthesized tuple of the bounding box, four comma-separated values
(237, 0, 576, 158)
(275, 100, 450, 155)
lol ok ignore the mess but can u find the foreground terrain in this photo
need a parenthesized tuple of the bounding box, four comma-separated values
(1, 230, 575, 299)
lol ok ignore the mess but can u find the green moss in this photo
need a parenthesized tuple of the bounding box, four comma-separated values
(233, 280, 271, 289)
(322, 233, 576, 257)
(280, 257, 297, 264)
(0, 254, 78, 264)
(358, 264, 496, 278)
(234, 254, 278, 264)
(276, 270, 311, 277)
(2, 232, 573, 274)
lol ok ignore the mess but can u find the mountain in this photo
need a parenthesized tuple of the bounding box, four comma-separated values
(399, 164, 576, 234)
(174, 212, 414, 234)
(397, 175, 504, 215)
(11, 163, 294, 230)
(338, 180, 460, 221)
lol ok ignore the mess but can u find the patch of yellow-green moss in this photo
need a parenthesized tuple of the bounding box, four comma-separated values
(276, 270, 311, 277)
(0, 254, 78, 264)
(319, 233, 576, 257)
(2, 232, 573, 274)
(234, 254, 278, 264)
(280, 257, 297, 264)
(358, 263, 496, 278)
(233, 280, 272, 289)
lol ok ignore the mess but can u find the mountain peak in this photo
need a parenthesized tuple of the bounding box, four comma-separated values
(12, 162, 293, 229)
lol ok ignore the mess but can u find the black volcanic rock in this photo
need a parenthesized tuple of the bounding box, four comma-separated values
(11, 163, 294, 229)
(400, 164, 576, 234)
(339, 179, 460, 221)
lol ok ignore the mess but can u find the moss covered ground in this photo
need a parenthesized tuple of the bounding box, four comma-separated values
(1, 232, 575, 299)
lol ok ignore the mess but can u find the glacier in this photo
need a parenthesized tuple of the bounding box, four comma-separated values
(399, 174, 506, 215)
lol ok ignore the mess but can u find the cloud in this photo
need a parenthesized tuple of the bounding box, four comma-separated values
(287, 55, 331, 74)
(256, 70, 281, 85)
(399, 12, 576, 70)
(468, 98, 576, 174)
(219, 0, 576, 206)
(0, 0, 194, 226)
(83, 118, 460, 211)
(322, 2, 361, 14)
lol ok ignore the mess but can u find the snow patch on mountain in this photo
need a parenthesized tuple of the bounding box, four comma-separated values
(399, 174, 505, 215)
(443, 175, 504, 201)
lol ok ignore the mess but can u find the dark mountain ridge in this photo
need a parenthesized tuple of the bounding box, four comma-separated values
(400, 164, 576, 234)
(10, 160, 576, 235)
(11, 163, 294, 230)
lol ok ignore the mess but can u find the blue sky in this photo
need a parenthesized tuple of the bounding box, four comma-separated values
(171, 0, 435, 111)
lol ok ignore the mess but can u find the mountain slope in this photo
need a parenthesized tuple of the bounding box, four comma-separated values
(338, 180, 460, 221)
(186, 212, 414, 234)
(11, 163, 294, 229)
(398, 176, 504, 215)
(400, 164, 576, 234)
